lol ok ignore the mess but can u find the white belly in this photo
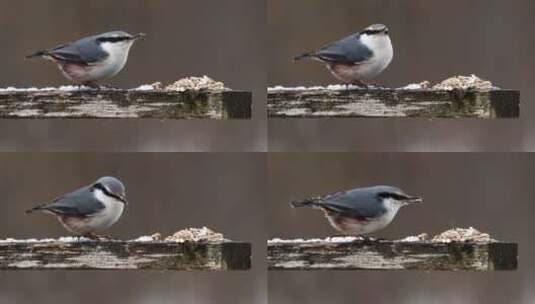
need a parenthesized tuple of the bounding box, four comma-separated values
(326, 214, 395, 235)
(58, 61, 125, 83)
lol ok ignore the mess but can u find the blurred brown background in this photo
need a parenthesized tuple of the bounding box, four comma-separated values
(268, 153, 534, 304)
(0, 153, 267, 304)
(268, 0, 535, 151)
(0, 0, 266, 152)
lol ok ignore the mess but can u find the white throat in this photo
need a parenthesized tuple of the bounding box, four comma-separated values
(100, 41, 135, 58)
(358, 33, 393, 79)
(97, 41, 135, 77)
(92, 188, 125, 228)
(380, 198, 404, 224)
(359, 33, 392, 52)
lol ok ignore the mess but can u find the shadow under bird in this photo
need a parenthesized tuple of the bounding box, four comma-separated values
(294, 24, 393, 87)
(26, 31, 145, 88)
(26, 176, 128, 239)
(291, 185, 422, 236)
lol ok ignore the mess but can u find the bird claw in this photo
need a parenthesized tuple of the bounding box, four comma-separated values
(347, 236, 383, 242)
(81, 82, 101, 89)
(368, 83, 388, 89)
(348, 81, 388, 90)
(98, 85, 122, 90)
(346, 80, 369, 90)
(331, 234, 372, 242)
(82, 233, 114, 241)
(81, 83, 121, 90)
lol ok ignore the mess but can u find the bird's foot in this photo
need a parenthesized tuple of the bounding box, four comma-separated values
(355, 236, 382, 242)
(81, 82, 101, 89)
(98, 84, 122, 90)
(81, 82, 121, 90)
(80, 233, 99, 241)
(330, 234, 368, 242)
(367, 83, 388, 89)
(73, 235, 85, 242)
(349, 80, 370, 89)
(83, 233, 113, 241)
(330, 234, 352, 238)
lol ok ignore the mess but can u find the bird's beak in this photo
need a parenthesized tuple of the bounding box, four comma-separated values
(405, 196, 423, 204)
(132, 33, 146, 40)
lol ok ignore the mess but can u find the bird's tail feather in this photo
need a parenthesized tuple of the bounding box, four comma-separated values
(25, 204, 48, 214)
(290, 197, 324, 208)
(25, 50, 49, 59)
(294, 52, 316, 61)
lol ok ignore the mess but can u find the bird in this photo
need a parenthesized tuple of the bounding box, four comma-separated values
(26, 31, 145, 88)
(290, 185, 422, 236)
(294, 24, 393, 88)
(26, 176, 128, 239)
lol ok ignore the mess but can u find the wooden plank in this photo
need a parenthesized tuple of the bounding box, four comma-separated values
(268, 239, 517, 271)
(268, 88, 520, 118)
(0, 240, 251, 271)
(0, 90, 252, 119)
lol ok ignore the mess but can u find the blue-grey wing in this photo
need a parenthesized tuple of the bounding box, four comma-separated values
(315, 34, 373, 64)
(49, 36, 108, 64)
(45, 186, 105, 217)
(321, 188, 386, 219)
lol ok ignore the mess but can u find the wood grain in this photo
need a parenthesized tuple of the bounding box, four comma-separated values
(0, 240, 251, 271)
(268, 239, 517, 271)
(0, 90, 252, 119)
(268, 88, 520, 118)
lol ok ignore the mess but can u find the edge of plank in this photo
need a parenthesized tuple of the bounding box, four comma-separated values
(0, 240, 252, 271)
(0, 89, 253, 119)
(268, 88, 520, 118)
(267, 239, 518, 271)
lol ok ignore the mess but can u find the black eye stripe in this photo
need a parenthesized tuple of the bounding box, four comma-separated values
(92, 183, 127, 203)
(362, 29, 386, 35)
(377, 192, 408, 200)
(96, 36, 131, 43)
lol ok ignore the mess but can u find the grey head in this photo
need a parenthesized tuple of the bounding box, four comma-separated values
(360, 24, 389, 36)
(291, 185, 422, 219)
(93, 176, 127, 204)
(25, 176, 127, 217)
(92, 31, 146, 44)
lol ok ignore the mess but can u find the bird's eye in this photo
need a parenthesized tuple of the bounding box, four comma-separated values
(377, 192, 407, 200)
(96, 36, 130, 43)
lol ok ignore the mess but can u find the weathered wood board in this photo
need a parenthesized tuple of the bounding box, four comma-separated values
(268, 239, 517, 271)
(268, 88, 520, 118)
(0, 90, 252, 119)
(0, 240, 251, 270)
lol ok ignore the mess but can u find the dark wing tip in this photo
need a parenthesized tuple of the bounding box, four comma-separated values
(289, 201, 301, 208)
(25, 205, 44, 214)
(25, 51, 48, 59)
(290, 197, 323, 208)
(294, 52, 315, 61)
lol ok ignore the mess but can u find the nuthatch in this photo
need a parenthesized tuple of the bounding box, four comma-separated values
(26, 176, 127, 239)
(291, 185, 422, 236)
(295, 24, 393, 87)
(26, 31, 145, 87)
